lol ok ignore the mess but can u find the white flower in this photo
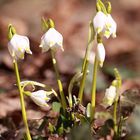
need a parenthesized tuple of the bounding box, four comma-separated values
(104, 14, 117, 38)
(8, 34, 32, 60)
(93, 11, 117, 39)
(102, 85, 116, 107)
(40, 28, 63, 52)
(96, 43, 105, 67)
(93, 11, 107, 34)
(30, 90, 52, 107)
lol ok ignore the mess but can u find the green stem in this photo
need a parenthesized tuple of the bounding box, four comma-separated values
(118, 112, 123, 138)
(90, 57, 98, 121)
(113, 88, 119, 136)
(78, 21, 95, 103)
(113, 68, 122, 136)
(78, 59, 89, 103)
(13, 60, 31, 140)
(50, 50, 67, 110)
(113, 99, 118, 134)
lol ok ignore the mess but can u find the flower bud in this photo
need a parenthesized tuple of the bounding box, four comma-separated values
(8, 34, 32, 60)
(40, 28, 63, 52)
(102, 85, 117, 107)
(96, 43, 105, 67)
(30, 90, 52, 108)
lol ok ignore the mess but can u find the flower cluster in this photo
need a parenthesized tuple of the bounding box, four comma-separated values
(8, 24, 63, 61)
(93, 11, 117, 39)
(6, 1, 122, 138)
(8, 23, 63, 108)
(93, 1, 117, 67)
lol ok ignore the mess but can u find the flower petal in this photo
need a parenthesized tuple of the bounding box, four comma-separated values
(93, 11, 107, 34)
(105, 14, 117, 38)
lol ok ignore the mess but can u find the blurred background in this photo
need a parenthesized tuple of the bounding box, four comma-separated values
(0, 0, 140, 121)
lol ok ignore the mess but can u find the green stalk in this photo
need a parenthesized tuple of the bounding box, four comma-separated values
(50, 50, 67, 110)
(90, 34, 102, 121)
(113, 98, 118, 133)
(78, 59, 89, 103)
(90, 57, 98, 121)
(78, 21, 95, 103)
(13, 60, 31, 140)
(113, 68, 122, 136)
(113, 88, 120, 139)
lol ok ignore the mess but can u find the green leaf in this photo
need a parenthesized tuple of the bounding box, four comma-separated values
(52, 102, 61, 113)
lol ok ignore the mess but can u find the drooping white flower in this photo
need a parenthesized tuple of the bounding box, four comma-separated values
(102, 85, 116, 107)
(104, 14, 117, 38)
(93, 11, 107, 34)
(96, 43, 105, 67)
(30, 90, 52, 108)
(8, 34, 32, 60)
(40, 28, 63, 52)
